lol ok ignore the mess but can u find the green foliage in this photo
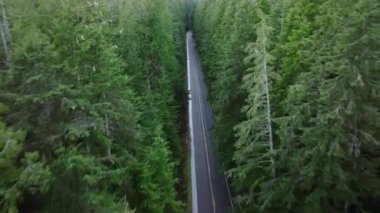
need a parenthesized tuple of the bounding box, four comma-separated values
(195, 0, 380, 212)
(231, 1, 277, 209)
(0, 104, 51, 212)
(0, 0, 186, 212)
(194, 0, 257, 168)
(139, 126, 180, 212)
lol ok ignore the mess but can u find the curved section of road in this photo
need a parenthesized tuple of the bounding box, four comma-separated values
(187, 31, 233, 213)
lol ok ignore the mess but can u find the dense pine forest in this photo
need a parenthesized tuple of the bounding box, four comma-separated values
(1, 0, 379, 212)
(194, 0, 380, 212)
(0, 0, 187, 212)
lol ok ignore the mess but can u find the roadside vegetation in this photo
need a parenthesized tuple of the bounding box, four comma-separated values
(1, 0, 379, 212)
(0, 0, 187, 212)
(194, 0, 380, 212)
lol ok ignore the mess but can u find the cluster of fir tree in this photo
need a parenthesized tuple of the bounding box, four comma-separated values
(0, 0, 187, 212)
(194, 0, 380, 212)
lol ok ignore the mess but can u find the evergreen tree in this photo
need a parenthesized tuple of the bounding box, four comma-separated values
(139, 126, 180, 212)
(231, 1, 277, 211)
(0, 0, 187, 211)
(0, 103, 51, 212)
(194, 0, 380, 211)
(271, 0, 380, 211)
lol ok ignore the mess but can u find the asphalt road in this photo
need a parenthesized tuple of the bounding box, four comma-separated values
(187, 31, 233, 213)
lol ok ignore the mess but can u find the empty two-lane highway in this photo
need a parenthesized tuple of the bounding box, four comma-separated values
(187, 31, 233, 213)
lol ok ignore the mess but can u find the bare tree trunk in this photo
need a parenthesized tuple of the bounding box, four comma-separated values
(103, 93, 112, 159)
(263, 35, 275, 178)
(280, 0, 285, 35)
(105, 112, 111, 157)
(0, 0, 9, 65)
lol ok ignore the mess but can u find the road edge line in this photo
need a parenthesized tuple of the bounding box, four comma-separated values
(187, 32, 198, 213)
(193, 42, 216, 213)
